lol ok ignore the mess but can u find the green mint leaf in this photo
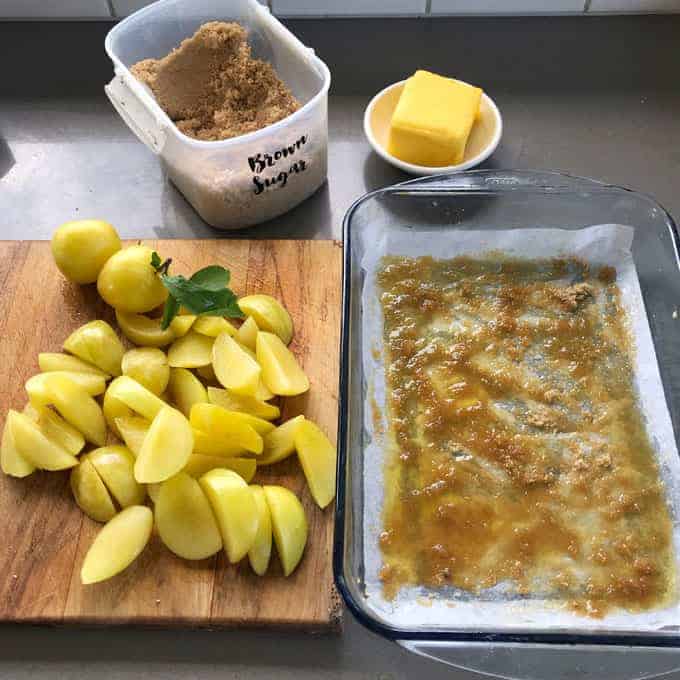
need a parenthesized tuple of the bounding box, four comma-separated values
(200, 288, 243, 318)
(159, 275, 209, 309)
(190, 265, 230, 291)
(150, 252, 172, 275)
(160, 294, 180, 329)
(160, 275, 244, 319)
(153, 257, 242, 322)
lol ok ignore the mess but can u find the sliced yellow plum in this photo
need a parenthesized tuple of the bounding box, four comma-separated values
(258, 415, 306, 466)
(207, 386, 280, 421)
(41, 373, 107, 446)
(88, 445, 145, 508)
(169, 314, 196, 337)
(121, 347, 170, 396)
(97, 245, 167, 314)
(193, 404, 274, 437)
(134, 406, 193, 483)
(237, 341, 257, 362)
(238, 295, 293, 345)
(199, 468, 258, 563)
(80, 505, 153, 585)
(1, 411, 36, 477)
(294, 420, 337, 509)
(156, 472, 223, 560)
(114, 416, 149, 457)
(147, 482, 161, 504)
(103, 389, 133, 438)
(196, 364, 218, 384)
(230, 412, 275, 436)
(115, 310, 175, 348)
(248, 485, 272, 576)
(183, 454, 256, 482)
(63, 320, 124, 377)
(26, 372, 106, 405)
(10, 410, 78, 470)
(51, 219, 121, 284)
(263, 485, 307, 577)
(189, 403, 263, 454)
(192, 429, 248, 458)
(255, 379, 275, 402)
(256, 332, 309, 397)
(70, 458, 117, 522)
(38, 352, 110, 378)
(235, 316, 259, 351)
(24, 403, 85, 457)
(167, 331, 214, 368)
(192, 316, 237, 338)
(212, 332, 261, 397)
(168, 368, 207, 418)
(106, 375, 166, 421)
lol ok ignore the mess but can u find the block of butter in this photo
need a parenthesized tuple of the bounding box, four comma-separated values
(387, 70, 482, 167)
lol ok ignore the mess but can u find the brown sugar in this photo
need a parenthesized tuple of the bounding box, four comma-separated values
(548, 281, 593, 311)
(131, 21, 300, 142)
(525, 403, 558, 430)
(376, 255, 675, 617)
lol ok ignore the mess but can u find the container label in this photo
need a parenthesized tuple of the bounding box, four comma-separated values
(248, 135, 308, 195)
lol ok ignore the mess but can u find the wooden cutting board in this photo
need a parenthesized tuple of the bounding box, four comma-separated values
(0, 239, 342, 630)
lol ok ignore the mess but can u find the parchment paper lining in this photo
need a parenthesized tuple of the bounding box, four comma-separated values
(360, 223, 680, 632)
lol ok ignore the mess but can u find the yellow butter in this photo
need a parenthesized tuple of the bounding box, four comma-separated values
(387, 70, 482, 167)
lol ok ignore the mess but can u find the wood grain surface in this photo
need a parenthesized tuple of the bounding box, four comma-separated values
(0, 239, 342, 630)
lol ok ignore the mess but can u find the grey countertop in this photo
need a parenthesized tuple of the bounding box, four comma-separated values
(3, 16, 680, 242)
(5, 89, 680, 242)
(2, 15, 680, 680)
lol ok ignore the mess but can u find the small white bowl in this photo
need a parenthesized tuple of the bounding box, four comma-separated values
(363, 79, 503, 176)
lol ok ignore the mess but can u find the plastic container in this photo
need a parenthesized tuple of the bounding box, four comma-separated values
(104, 0, 330, 229)
(337, 170, 680, 680)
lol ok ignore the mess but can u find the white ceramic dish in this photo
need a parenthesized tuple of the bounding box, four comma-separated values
(363, 79, 503, 176)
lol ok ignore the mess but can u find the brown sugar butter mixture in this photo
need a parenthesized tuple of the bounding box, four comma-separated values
(377, 255, 676, 617)
(132, 22, 300, 142)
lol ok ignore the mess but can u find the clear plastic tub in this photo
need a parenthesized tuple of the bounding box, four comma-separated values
(104, 0, 330, 229)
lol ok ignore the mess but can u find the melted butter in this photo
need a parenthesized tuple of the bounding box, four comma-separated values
(377, 255, 675, 616)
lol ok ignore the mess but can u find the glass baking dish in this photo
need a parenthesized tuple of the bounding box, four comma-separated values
(335, 170, 680, 680)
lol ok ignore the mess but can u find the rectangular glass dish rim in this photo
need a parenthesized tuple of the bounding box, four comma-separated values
(334, 169, 680, 647)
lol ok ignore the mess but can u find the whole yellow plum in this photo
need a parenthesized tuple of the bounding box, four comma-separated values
(97, 245, 167, 313)
(51, 220, 121, 284)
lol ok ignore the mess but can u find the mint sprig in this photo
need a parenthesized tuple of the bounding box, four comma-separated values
(151, 253, 243, 329)
(160, 295, 179, 330)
